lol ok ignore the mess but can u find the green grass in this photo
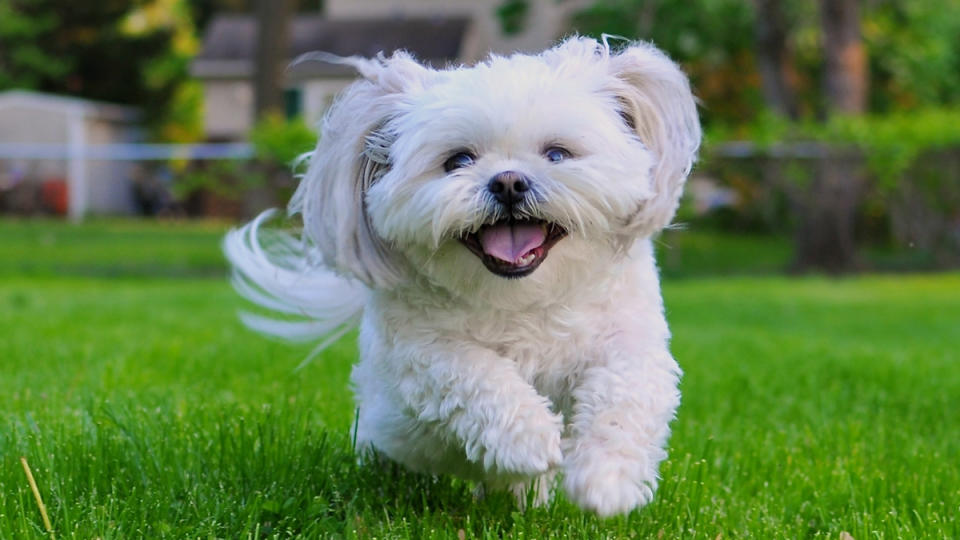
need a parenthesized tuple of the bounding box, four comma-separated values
(0, 218, 794, 280)
(1, 219, 958, 538)
(0, 218, 229, 278)
(656, 228, 793, 278)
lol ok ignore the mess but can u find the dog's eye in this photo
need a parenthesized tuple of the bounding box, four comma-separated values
(444, 151, 476, 172)
(544, 147, 571, 163)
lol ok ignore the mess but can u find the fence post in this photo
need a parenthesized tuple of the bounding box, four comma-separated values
(67, 108, 87, 222)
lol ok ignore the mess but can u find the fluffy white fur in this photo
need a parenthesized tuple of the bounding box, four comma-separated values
(224, 36, 701, 516)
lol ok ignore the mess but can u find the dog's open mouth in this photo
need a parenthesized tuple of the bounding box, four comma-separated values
(459, 219, 567, 278)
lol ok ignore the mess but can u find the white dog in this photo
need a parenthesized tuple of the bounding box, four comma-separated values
(225, 36, 700, 516)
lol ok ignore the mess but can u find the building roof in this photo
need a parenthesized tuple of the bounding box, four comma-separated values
(191, 14, 469, 79)
(0, 90, 140, 122)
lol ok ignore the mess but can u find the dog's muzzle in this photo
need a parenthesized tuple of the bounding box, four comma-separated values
(459, 219, 567, 278)
(458, 171, 567, 278)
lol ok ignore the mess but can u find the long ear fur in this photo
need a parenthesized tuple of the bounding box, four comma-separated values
(289, 51, 432, 287)
(605, 40, 701, 235)
(223, 52, 429, 350)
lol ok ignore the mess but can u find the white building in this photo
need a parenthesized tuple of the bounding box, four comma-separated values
(191, 0, 588, 140)
(324, 0, 589, 60)
(0, 90, 142, 217)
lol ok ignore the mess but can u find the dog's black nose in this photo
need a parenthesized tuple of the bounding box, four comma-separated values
(488, 171, 530, 205)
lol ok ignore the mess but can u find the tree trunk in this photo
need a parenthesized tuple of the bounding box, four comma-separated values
(753, 0, 798, 118)
(779, 1, 868, 273)
(819, 0, 867, 114)
(249, 0, 295, 214)
(789, 151, 865, 273)
(254, 0, 295, 120)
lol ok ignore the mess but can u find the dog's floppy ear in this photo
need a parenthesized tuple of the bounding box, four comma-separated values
(289, 51, 431, 287)
(606, 41, 701, 235)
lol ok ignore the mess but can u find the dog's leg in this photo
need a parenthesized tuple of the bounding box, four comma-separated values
(355, 339, 565, 481)
(509, 471, 557, 510)
(562, 345, 681, 516)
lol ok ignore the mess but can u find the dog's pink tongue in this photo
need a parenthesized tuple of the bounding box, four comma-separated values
(479, 223, 545, 263)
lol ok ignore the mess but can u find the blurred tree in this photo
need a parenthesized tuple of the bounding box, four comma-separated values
(569, 0, 758, 127)
(0, 0, 72, 89)
(0, 0, 201, 140)
(120, 0, 202, 141)
(752, 0, 797, 118)
(864, 0, 960, 112)
(254, 0, 295, 120)
(498, 0, 960, 126)
(819, 0, 867, 114)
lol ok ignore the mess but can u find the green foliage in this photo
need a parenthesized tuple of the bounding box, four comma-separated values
(571, 0, 754, 64)
(709, 107, 960, 188)
(705, 109, 796, 149)
(737, 1, 960, 117)
(569, 0, 758, 126)
(865, 0, 960, 111)
(172, 159, 256, 200)
(496, 0, 530, 36)
(560, 0, 960, 126)
(119, 0, 202, 140)
(0, 0, 201, 140)
(0, 0, 71, 88)
(815, 109, 960, 187)
(700, 109, 960, 264)
(249, 114, 318, 167)
(158, 79, 204, 142)
(172, 116, 316, 206)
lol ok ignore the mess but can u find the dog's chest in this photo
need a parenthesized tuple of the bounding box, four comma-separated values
(466, 303, 616, 402)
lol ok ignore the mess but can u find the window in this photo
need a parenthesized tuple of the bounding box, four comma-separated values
(284, 87, 302, 119)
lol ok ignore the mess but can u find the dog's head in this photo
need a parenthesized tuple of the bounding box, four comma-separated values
(292, 37, 700, 304)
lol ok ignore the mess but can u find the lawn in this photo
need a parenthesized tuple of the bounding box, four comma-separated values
(1, 219, 958, 538)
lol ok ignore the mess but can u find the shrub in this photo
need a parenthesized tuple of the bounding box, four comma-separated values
(173, 116, 317, 218)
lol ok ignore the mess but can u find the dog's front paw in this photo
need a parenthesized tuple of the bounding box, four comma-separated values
(478, 409, 564, 476)
(563, 441, 665, 517)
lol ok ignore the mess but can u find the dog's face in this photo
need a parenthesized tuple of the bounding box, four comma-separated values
(292, 38, 700, 304)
